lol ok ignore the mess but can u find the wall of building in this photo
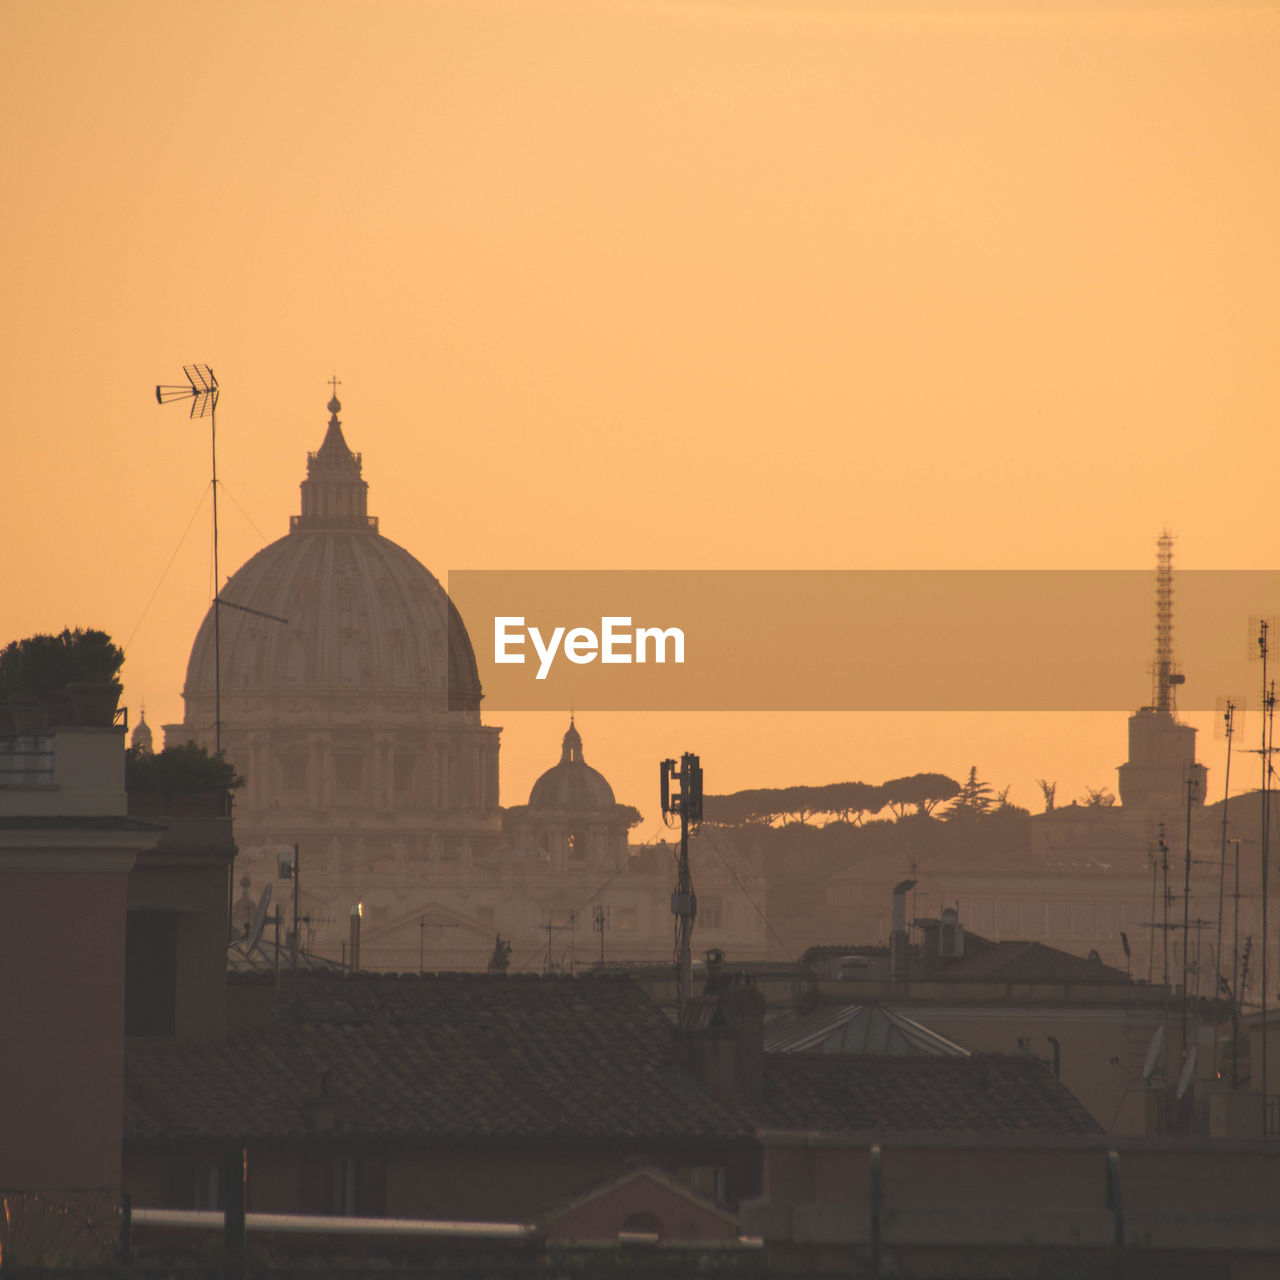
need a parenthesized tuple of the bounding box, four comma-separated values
(744, 1134, 1280, 1278)
(0, 866, 130, 1189)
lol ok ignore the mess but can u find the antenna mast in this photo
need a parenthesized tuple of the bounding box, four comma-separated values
(661, 752, 703, 1008)
(1152, 531, 1188, 717)
(156, 364, 222, 754)
(1259, 621, 1274, 1122)
(1214, 701, 1236, 1079)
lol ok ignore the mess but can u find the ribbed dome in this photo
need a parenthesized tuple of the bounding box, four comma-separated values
(528, 719, 616, 810)
(182, 395, 481, 712)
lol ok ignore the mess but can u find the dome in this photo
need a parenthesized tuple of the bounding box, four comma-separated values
(182, 395, 481, 713)
(528, 718, 617, 811)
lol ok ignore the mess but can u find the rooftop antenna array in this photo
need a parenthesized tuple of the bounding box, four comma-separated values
(156, 364, 223, 753)
(661, 752, 703, 1008)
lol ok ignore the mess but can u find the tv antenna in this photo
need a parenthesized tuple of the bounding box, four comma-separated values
(661, 752, 703, 1008)
(419, 911, 460, 973)
(156, 364, 224, 754)
(543, 914, 576, 974)
(245, 882, 273, 952)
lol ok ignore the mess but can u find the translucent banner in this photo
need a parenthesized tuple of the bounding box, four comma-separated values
(446, 570, 1280, 712)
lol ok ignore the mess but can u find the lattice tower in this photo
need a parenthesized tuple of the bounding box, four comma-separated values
(1154, 531, 1175, 716)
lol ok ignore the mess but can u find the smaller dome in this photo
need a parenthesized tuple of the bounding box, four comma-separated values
(528, 718, 616, 811)
(130, 710, 154, 754)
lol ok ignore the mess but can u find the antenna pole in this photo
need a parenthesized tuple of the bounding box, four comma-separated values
(292, 843, 300, 978)
(1215, 701, 1235, 1079)
(1160, 826, 1170, 988)
(662, 752, 703, 1009)
(1148, 850, 1158, 985)
(1233, 839, 1241, 1088)
(211, 395, 222, 756)
(1259, 622, 1271, 1125)
(154, 365, 222, 754)
(1182, 774, 1196, 1056)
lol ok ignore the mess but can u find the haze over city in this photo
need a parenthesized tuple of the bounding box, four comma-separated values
(4, 0, 1278, 822)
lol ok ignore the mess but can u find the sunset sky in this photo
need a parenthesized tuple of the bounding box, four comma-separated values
(4, 0, 1278, 833)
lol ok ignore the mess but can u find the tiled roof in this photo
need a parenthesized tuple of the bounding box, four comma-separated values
(756, 1054, 1102, 1136)
(126, 974, 754, 1145)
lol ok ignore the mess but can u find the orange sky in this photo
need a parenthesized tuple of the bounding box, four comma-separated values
(3, 0, 1278, 832)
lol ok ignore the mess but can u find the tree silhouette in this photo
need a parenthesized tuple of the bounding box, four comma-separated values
(945, 766, 996, 818)
(880, 772, 961, 818)
(703, 774, 955, 827)
(1081, 786, 1117, 807)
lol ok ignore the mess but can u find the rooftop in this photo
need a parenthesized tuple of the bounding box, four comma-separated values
(126, 973, 753, 1145)
(127, 972, 1102, 1149)
(757, 1054, 1102, 1136)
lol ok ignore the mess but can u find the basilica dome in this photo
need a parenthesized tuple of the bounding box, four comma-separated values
(528, 719, 617, 811)
(182, 394, 481, 714)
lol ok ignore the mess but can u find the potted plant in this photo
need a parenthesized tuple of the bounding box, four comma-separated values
(126, 741, 245, 816)
(64, 629, 126, 725)
(0, 628, 125, 728)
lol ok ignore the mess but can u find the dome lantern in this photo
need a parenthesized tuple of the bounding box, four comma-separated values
(293, 381, 375, 533)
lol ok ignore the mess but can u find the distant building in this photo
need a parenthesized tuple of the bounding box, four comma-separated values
(169, 390, 767, 969)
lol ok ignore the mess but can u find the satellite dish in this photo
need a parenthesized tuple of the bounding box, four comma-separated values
(1142, 1025, 1165, 1081)
(1176, 1046, 1198, 1100)
(246, 883, 273, 951)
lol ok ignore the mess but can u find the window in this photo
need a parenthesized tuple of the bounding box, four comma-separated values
(169, 1161, 220, 1211)
(334, 753, 365, 795)
(700, 896, 723, 931)
(125, 911, 177, 1037)
(393, 751, 416, 796)
(620, 1212, 663, 1240)
(321, 1157, 385, 1217)
(616, 906, 639, 933)
(568, 830, 588, 863)
(193, 1164, 220, 1211)
(332, 1157, 357, 1216)
(683, 1165, 728, 1204)
(280, 753, 308, 794)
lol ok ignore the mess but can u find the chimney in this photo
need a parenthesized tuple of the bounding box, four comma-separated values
(675, 962, 765, 1102)
(349, 902, 362, 973)
(939, 904, 965, 958)
(718, 976, 765, 1102)
(890, 879, 916, 979)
